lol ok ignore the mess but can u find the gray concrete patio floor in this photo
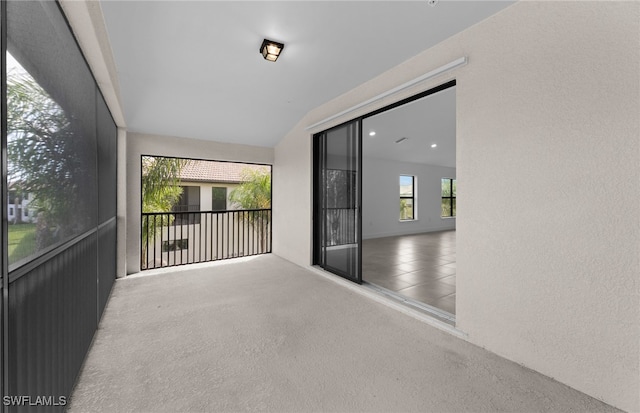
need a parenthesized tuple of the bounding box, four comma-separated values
(68, 254, 619, 412)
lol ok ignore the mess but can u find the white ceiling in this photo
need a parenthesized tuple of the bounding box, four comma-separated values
(100, 1, 512, 148)
(363, 86, 456, 168)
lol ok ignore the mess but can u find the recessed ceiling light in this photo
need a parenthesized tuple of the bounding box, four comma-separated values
(369, 131, 376, 137)
(395, 137, 408, 144)
(431, 143, 437, 148)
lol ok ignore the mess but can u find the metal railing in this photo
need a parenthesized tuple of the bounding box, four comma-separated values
(173, 204, 202, 224)
(141, 209, 271, 270)
(325, 207, 356, 247)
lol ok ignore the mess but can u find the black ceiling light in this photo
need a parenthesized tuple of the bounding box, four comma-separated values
(260, 39, 284, 62)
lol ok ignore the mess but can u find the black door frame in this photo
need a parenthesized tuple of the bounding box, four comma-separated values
(313, 119, 363, 283)
(312, 79, 456, 284)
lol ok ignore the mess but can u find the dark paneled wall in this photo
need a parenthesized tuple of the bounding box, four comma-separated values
(7, 235, 98, 410)
(98, 221, 116, 317)
(2, 1, 118, 411)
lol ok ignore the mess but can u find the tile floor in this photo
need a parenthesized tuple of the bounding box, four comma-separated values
(362, 230, 456, 314)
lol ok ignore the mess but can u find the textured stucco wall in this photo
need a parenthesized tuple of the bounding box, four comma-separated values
(274, 2, 639, 411)
(126, 132, 274, 274)
(454, 3, 639, 411)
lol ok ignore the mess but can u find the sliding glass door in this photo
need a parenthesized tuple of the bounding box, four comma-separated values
(313, 120, 362, 283)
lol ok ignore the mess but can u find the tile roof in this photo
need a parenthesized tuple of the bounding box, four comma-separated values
(179, 160, 270, 184)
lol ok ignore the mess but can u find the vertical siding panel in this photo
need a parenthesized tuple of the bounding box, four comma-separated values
(6, 234, 105, 412)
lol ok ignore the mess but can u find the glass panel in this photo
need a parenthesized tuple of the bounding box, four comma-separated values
(174, 186, 200, 224)
(441, 178, 451, 196)
(400, 199, 414, 220)
(452, 179, 457, 197)
(212, 187, 227, 211)
(452, 198, 457, 217)
(97, 92, 117, 223)
(318, 120, 361, 283)
(400, 175, 413, 196)
(174, 186, 200, 212)
(442, 199, 452, 217)
(7, 1, 98, 268)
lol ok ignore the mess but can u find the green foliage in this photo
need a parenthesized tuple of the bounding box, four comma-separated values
(8, 224, 37, 264)
(7, 69, 95, 254)
(141, 156, 187, 267)
(229, 168, 271, 252)
(229, 168, 271, 210)
(400, 199, 412, 220)
(142, 156, 186, 213)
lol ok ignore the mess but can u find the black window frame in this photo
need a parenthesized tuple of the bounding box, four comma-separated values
(441, 178, 456, 218)
(211, 186, 227, 211)
(400, 175, 415, 221)
(162, 238, 189, 252)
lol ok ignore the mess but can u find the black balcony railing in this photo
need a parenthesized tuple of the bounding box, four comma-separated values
(325, 207, 356, 247)
(172, 204, 202, 224)
(141, 209, 271, 270)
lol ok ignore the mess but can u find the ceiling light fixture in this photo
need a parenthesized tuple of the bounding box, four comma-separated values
(395, 137, 408, 144)
(369, 131, 376, 136)
(431, 143, 437, 148)
(260, 39, 284, 62)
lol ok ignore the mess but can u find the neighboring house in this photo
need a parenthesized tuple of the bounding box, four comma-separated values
(174, 160, 270, 213)
(144, 160, 272, 267)
(7, 183, 36, 224)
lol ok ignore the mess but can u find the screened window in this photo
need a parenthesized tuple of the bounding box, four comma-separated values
(5, 0, 109, 267)
(400, 175, 415, 220)
(441, 178, 457, 217)
(173, 186, 200, 212)
(173, 186, 201, 224)
(212, 187, 227, 211)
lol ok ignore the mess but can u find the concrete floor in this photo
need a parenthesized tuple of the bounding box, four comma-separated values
(68, 254, 619, 412)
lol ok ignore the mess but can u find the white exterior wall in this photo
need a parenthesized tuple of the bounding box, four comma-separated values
(127, 132, 274, 274)
(273, 2, 639, 411)
(362, 157, 455, 239)
(179, 181, 239, 212)
(7, 196, 35, 223)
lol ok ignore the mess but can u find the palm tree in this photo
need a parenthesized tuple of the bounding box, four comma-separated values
(229, 168, 271, 253)
(141, 156, 186, 268)
(7, 69, 87, 251)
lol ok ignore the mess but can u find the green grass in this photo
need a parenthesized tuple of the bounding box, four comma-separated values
(8, 223, 37, 264)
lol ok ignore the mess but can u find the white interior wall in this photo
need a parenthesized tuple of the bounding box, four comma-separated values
(273, 2, 639, 411)
(362, 156, 455, 239)
(126, 132, 274, 274)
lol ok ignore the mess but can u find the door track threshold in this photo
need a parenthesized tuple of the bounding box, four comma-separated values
(363, 281, 456, 326)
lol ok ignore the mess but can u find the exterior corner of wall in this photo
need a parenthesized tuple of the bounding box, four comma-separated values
(272, 120, 313, 268)
(116, 128, 128, 277)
